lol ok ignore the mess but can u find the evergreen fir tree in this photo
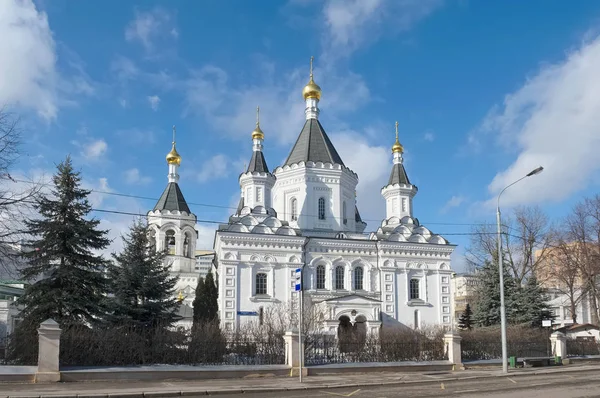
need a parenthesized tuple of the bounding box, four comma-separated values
(513, 275, 554, 327)
(203, 272, 219, 322)
(472, 259, 520, 327)
(458, 303, 473, 330)
(107, 218, 179, 328)
(17, 156, 110, 328)
(192, 276, 206, 324)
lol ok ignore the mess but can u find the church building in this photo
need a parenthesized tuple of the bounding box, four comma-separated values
(211, 58, 456, 334)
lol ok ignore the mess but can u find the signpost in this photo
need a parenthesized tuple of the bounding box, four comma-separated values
(295, 267, 302, 382)
(542, 319, 552, 357)
(237, 311, 258, 316)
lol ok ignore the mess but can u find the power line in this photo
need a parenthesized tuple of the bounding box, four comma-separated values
(2, 176, 492, 227)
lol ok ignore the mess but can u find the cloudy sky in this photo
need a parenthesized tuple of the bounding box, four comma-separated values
(3, 0, 600, 270)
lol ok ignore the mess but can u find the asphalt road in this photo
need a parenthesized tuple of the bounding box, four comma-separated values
(190, 369, 600, 398)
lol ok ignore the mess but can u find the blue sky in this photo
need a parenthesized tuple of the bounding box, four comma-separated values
(4, 0, 600, 270)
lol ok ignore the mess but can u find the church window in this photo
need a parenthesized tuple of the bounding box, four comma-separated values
(343, 202, 347, 225)
(354, 266, 364, 290)
(255, 273, 267, 295)
(402, 198, 407, 212)
(318, 197, 326, 220)
(392, 198, 398, 214)
(256, 187, 263, 203)
(184, 233, 192, 258)
(291, 198, 298, 221)
(410, 278, 420, 300)
(414, 310, 420, 330)
(165, 230, 176, 255)
(335, 266, 345, 290)
(316, 265, 326, 289)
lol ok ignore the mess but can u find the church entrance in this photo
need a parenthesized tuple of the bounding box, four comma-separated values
(337, 313, 367, 353)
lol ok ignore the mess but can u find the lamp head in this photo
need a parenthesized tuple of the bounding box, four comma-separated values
(526, 166, 544, 177)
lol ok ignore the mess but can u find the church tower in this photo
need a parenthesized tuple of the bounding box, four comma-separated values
(147, 127, 198, 306)
(238, 107, 276, 210)
(381, 122, 418, 220)
(272, 57, 363, 233)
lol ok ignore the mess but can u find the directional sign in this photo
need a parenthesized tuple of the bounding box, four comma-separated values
(542, 319, 552, 327)
(295, 268, 302, 291)
(237, 311, 258, 316)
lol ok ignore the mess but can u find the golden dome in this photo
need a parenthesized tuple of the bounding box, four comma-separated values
(166, 143, 181, 165)
(252, 106, 265, 140)
(392, 121, 404, 154)
(302, 56, 322, 100)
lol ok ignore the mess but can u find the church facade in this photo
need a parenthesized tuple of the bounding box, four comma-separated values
(212, 59, 456, 334)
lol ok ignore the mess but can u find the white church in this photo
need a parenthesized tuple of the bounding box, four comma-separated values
(147, 59, 456, 334)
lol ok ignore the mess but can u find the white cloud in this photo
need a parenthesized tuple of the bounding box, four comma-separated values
(197, 154, 230, 183)
(477, 33, 600, 209)
(124, 168, 152, 185)
(441, 195, 465, 214)
(82, 140, 108, 160)
(196, 225, 216, 250)
(331, 130, 390, 229)
(125, 8, 176, 51)
(111, 56, 138, 81)
(423, 131, 435, 142)
(0, 0, 58, 120)
(322, 0, 443, 59)
(119, 98, 128, 108)
(148, 95, 161, 111)
(183, 63, 370, 147)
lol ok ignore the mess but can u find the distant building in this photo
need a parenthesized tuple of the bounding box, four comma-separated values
(452, 273, 481, 321)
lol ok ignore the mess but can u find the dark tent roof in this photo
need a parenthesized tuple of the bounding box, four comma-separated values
(247, 150, 269, 173)
(284, 119, 344, 166)
(387, 163, 411, 186)
(153, 182, 191, 214)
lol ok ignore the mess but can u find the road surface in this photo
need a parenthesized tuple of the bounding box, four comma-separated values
(188, 369, 600, 397)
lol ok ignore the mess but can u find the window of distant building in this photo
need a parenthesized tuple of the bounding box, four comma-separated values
(410, 278, 420, 300)
(318, 197, 326, 220)
(354, 266, 364, 290)
(256, 273, 267, 295)
(316, 265, 326, 289)
(335, 266, 345, 290)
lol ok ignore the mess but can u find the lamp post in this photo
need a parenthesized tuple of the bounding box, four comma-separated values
(497, 166, 543, 374)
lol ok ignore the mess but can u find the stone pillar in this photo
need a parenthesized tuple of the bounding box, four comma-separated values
(550, 331, 567, 359)
(283, 329, 300, 368)
(444, 331, 462, 367)
(35, 319, 61, 383)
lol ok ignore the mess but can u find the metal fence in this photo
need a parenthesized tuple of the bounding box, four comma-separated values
(60, 334, 286, 367)
(461, 339, 551, 361)
(566, 339, 600, 357)
(304, 337, 447, 366)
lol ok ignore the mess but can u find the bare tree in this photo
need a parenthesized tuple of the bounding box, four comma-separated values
(466, 205, 552, 286)
(0, 108, 41, 278)
(565, 196, 600, 325)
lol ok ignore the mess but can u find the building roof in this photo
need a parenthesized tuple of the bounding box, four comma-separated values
(247, 150, 269, 173)
(153, 182, 191, 214)
(284, 119, 345, 166)
(355, 206, 364, 223)
(387, 163, 411, 186)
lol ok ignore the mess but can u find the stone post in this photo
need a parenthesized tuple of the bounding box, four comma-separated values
(550, 331, 567, 360)
(35, 319, 61, 383)
(444, 331, 462, 368)
(283, 329, 300, 368)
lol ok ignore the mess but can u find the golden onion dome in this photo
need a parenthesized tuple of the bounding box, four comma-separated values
(166, 143, 181, 165)
(302, 77, 322, 100)
(252, 106, 264, 140)
(392, 121, 404, 154)
(302, 56, 322, 100)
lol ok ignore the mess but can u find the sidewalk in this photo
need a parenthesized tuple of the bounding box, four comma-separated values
(1, 363, 599, 398)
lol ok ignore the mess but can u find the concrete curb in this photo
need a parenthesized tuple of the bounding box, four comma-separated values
(4, 364, 600, 398)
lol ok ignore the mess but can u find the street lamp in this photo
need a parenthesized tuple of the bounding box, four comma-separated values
(497, 166, 543, 374)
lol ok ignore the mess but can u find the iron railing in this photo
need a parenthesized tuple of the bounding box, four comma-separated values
(566, 339, 600, 357)
(461, 339, 551, 361)
(304, 337, 447, 365)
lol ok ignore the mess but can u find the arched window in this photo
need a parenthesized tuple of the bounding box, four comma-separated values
(184, 233, 192, 257)
(318, 197, 326, 220)
(410, 278, 420, 300)
(291, 198, 298, 221)
(165, 230, 176, 255)
(335, 266, 345, 290)
(255, 273, 267, 295)
(343, 202, 347, 225)
(354, 266, 364, 290)
(316, 265, 326, 290)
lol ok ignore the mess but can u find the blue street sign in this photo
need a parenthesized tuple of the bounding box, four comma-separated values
(237, 311, 258, 316)
(295, 268, 302, 291)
